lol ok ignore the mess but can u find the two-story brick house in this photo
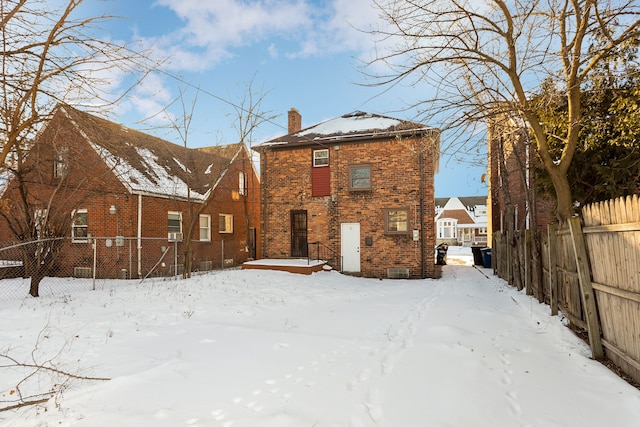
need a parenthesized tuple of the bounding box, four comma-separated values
(0, 104, 260, 279)
(253, 109, 440, 279)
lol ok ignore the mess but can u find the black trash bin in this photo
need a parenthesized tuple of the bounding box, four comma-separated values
(480, 248, 492, 268)
(471, 246, 485, 266)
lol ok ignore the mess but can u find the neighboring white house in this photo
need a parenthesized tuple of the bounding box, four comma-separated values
(435, 196, 488, 246)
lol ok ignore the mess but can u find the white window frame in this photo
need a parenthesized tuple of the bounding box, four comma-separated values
(72, 209, 88, 242)
(239, 172, 248, 195)
(168, 211, 182, 238)
(54, 146, 69, 178)
(313, 149, 329, 167)
(199, 214, 211, 241)
(219, 213, 233, 234)
(34, 209, 48, 240)
(437, 219, 458, 239)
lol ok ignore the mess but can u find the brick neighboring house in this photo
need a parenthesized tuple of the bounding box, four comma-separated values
(486, 115, 555, 245)
(253, 109, 440, 279)
(0, 104, 260, 278)
(435, 196, 488, 246)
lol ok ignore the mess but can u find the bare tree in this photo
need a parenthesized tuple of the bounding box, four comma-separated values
(0, 0, 148, 295)
(370, 0, 640, 221)
(0, 113, 126, 296)
(0, 0, 145, 168)
(157, 86, 201, 278)
(228, 74, 278, 258)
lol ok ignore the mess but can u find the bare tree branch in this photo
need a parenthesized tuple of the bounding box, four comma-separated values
(367, 0, 640, 220)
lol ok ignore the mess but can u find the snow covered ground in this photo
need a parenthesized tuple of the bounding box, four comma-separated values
(1, 247, 639, 427)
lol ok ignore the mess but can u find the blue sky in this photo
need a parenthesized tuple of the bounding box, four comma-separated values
(82, 0, 488, 198)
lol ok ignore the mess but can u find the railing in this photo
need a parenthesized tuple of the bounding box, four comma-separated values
(307, 241, 342, 272)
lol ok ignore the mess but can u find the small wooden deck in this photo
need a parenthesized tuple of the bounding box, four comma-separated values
(242, 259, 329, 275)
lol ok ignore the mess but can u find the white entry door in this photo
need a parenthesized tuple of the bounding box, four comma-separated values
(341, 223, 360, 273)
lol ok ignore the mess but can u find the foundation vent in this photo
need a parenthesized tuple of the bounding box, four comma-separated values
(387, 268, 410, 279)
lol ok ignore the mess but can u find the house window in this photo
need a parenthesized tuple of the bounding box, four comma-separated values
(239, 172, 248, 195)
(349, 164, 371, 191)
(219, 213, 233, 234)
(54, 147, 69, 178)
(313, 149, 329, 167)
(312, 148, 331, 197)
(168, 211, 182, 239)
(437, 220, 457, 238)
(72, 209, 88, 242)
(199, 214, 211, 241)
(385, 208, 409, 234)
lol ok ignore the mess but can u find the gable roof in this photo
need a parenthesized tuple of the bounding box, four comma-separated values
(255, 111, 438, 150)
(436, 196, 488, 208)
(435, 196, 488, 226)
(59, 105, 243, 201)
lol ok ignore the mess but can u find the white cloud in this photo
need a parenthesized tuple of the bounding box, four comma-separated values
(267, 43, 279, 59)
(141, 0, 387, 70)
(128, 73, 176, 126)
(290, 0, 385, 57)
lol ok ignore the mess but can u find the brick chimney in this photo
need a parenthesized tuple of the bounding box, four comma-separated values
(288, 108, 301, 134)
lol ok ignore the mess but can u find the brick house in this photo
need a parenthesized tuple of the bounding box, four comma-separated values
(435, 196, 488, 246)
(486, 115, 555, 244)
(253, 109, 440, 279)
(0, 104, 260, 278)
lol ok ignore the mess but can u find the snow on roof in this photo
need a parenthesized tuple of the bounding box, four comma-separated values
(298, 112, 404, 137)
(60, 105, 241, 201)
(94, 144, 204, 200)
(256, 111, 438, 150)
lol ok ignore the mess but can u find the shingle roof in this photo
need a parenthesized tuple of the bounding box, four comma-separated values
(438, 209, 476, 224)
(254, 111, 438, 150)
(60, 105, 242, 201)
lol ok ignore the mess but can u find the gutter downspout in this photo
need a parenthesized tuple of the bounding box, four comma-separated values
(419, 137, 426, 279)
(261, 150, 268, 258)
(137, 193, 142, 278)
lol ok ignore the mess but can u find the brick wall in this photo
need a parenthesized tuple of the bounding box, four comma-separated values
(260, 135, 438, 278)
(487, 119, 556, 238)
(0, 110, 261, 278)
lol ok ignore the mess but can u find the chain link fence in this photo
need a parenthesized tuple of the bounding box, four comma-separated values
(0, 237, 242, 301)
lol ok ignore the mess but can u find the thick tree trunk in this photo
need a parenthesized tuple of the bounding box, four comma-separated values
(549, 170, 575, 221)
(29, 274, 43, 297)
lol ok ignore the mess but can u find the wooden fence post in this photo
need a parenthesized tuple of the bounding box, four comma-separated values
(547, 223, 558, 316)
(506, 230, 514, 288)
(525, 230, 532, 295)
(568, 217, 604, 360)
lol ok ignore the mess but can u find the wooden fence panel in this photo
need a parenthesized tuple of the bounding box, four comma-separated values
(493, 195, 640, 382)
(581, 195, 640, 382)
(555, 227, 583, 324)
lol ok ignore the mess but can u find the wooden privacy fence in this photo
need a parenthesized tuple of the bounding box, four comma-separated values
(494, 195, 640, 384)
